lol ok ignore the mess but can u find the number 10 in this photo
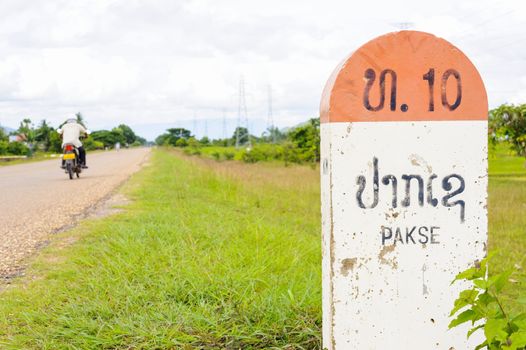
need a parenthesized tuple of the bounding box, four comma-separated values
(422, 68, 462, 111)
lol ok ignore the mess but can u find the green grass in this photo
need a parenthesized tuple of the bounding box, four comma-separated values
(0, 149, 321, 349)
(200, 146, 244, 161)
(487, 143, 526, 312)
(0, 144, 524, 349)
(489, 142, 526, 177)
(0, 152, 57, 166)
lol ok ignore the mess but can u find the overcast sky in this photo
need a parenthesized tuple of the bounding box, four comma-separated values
(0, 0, 524, 140)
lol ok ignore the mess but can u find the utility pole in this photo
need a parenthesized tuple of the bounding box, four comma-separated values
(236, 76, 249, 148)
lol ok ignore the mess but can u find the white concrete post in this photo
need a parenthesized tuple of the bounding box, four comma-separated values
(320, 31, 488, 349)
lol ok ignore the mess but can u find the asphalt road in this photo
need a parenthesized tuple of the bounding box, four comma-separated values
(0, 147, 150, 279)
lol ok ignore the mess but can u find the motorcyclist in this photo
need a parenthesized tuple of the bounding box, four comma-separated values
(57, 118, 90, 168)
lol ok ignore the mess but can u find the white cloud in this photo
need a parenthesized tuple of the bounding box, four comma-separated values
(0, 0, 524, 140)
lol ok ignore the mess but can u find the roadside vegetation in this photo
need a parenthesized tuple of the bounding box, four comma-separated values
(155, 118, 320, 165)
(0, 112, 147, 159)
(0, 142, 524, 348)
(0, 149, 321, 349)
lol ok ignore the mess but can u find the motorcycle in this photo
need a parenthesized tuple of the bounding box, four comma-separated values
(62, 144, 82, 180)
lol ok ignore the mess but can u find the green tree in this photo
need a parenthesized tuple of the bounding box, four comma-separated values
(75, 112, 86, 127)
(0, 140, 8, 155)
(0, 127, 7, 142)
(232, 127, 250, 146)
(91, 130, 115, 148)
(110, 127, 127, 146)
(155, 128, 192, 146)
(489, 104, 526, 156)
(48, 131, 63, 153)
(17, 118, 36, 154)
(262, 126, 285, 143)
(35, 119, 54, 151)
(287, 118, 320, 162)
(17, 118, 35, 142)
(117, 124, 137, 145)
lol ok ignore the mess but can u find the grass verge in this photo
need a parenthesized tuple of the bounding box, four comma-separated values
(0, 148, 321, 349)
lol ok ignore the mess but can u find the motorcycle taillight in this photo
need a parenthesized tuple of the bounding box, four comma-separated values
(65, 145, 73, 151)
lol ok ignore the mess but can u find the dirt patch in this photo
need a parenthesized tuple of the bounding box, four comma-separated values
(340, 258, 358, 276)
(378, 244, 398, 269)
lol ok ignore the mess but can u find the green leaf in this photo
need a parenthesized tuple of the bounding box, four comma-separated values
(485, 318, 509, 342)
(474, 279, 488, 289)
(493, 270, 513, 293)
(517, 296, 526, 305)
(478, 291, 497, 307)
(509, 331, 526, 349)
(449, 309, 477, 328)
(452, 267, 478, 284)
(450, 289, 479, 316)
(474, 340, 488, 350)
(467, 324, 484, 339)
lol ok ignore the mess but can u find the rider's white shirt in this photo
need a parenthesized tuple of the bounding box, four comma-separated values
(57, 123, 88, 148)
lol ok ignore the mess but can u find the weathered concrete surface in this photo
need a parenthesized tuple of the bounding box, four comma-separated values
(0, 148, 150, 279)
(320, 31, 488, 349)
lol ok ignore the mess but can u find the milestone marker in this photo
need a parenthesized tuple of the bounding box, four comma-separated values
(320, 31, 488, 349)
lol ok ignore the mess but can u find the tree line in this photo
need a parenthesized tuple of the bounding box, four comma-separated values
(155, 118, 320, 164)
(154, 102, 526, 165)
(0, 113, 146, 156)
(489, 103, 526, 156)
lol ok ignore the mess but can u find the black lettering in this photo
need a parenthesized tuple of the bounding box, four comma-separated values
(423, 68, 435, 112)
(356, 157, 379, 209)
(430, 226, 440, 244)
(418, 226, 429, 244)
(363, 69, 397, 112)
(401, 175, 424, 207)
(394, 227, 404, 244)
(381, 226, 392, 245)
(405, 226, 416, 244)
(427, 174, 439, 207)
(441, 69, 462, 111)
(381, 175, 398, 208)
(442, 174, 466, 222)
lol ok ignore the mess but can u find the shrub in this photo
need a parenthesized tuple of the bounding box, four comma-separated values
(449, 254, 526, 350)
(241, 146, 270, 163)
(175, 138, 188, 147)
(211, 151, 221, 161)
(7, 142, 29, 155)
(224, 151, 235, 160)
(183, 147, 201, 156)
(84, 139, 105, 151)
(0, 140, 8, 155)
(282, 142, 302, 165)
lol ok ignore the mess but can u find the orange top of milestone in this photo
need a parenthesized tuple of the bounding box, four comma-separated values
(320, 31, 488, 123)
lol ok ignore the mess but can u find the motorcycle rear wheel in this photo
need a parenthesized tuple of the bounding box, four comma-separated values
(66, 163, 73, 180)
